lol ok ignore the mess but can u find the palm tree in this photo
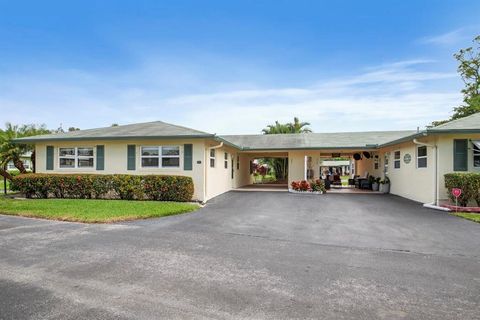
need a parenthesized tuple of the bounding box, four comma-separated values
(288, 117, 312, 133)
(262, 117, 312, 134)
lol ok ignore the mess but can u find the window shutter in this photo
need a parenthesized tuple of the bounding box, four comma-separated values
(96, 145, 105, 170)
(127, 145, 136, 170)
(184, 144, 193, 171)
(453, 139, 468, 171)
(46, 146, 54, 170)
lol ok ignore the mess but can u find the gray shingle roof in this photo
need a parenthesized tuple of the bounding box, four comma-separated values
(427, 112, 480, 132)
(219, 130, 418, 150)
(14, 121, 214, 142)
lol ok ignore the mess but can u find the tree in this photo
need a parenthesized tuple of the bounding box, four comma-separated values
(262, 117, 312, 134)
(260, 117, 312, 180)
(68, 127, 80, 132)
(0, 123, 50, 178)
(432, 35, 480, 126)
(288, 117, 312, 133)
(111, 123, 119, 127)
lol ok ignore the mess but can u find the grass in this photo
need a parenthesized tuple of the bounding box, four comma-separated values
(452, 212, 480, 223)
(0, 197, 199, 223)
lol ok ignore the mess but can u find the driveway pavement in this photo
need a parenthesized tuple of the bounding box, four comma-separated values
(1, 192, 479, 319)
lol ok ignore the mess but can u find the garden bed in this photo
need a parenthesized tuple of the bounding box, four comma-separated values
(441, 204, 480, 213)
(288, 189, 324, 195)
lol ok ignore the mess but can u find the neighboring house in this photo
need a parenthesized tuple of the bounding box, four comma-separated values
(6, 152, 32, 171)
(14, 113, 480, 204)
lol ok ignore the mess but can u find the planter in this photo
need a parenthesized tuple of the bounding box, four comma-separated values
(441, 204, 480, 213)
(289, 189, 324, 195)
(372, 182, 379, 191)
(380, 183, 390, 194)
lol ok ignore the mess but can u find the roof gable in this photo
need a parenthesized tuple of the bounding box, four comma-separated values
(428, 113, 480, 132)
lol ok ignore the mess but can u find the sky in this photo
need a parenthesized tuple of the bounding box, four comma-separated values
(0, 0, 479, 134)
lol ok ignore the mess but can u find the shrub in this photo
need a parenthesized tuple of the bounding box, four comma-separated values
(11, 174, 194, 202)
(299, 180, 310, 191)
(291, 181, 300, 191)
(444, 173, 480, 207)
(310, 179, 326, 193)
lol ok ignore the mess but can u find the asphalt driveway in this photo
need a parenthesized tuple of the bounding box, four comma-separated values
(1, 192, 479, 319)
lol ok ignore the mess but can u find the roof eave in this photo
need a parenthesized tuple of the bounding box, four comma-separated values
(425, 129, 480, 134)
(378, 132, 427, 148)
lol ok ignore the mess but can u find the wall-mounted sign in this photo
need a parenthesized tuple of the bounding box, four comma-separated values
(403, 154, 411, 164)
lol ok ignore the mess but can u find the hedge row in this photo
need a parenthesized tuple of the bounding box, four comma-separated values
(444, 173, 480, 207)
(11, 174, 194, 202)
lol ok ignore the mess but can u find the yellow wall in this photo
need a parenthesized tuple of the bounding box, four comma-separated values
(35, 139, 207, 201)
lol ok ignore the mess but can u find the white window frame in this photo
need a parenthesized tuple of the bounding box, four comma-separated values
(224, 152, 228, 169)
(473, 141, 480, 168)
(416, 146, 428, 169)
(140, 145, 180, 169)
(394, 150, 401, 169)
(59, 147, 95, 169)
(209, 149, 216, 168)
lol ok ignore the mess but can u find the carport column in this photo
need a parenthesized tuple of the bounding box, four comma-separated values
(304, 155, 307, 180)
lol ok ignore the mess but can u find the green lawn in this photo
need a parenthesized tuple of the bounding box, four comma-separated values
(452, 212, 480, 223)
(0, 197, 199, 223)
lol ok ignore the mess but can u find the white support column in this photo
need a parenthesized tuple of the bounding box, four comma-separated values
(304, 155, 307, 180)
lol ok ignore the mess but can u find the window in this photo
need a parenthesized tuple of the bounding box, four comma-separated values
(384, 153, 389, 175)
(417, 146, 427, 168)
(236, 156, 240, 170)
(394, 151, 401, 169)
(224, 152, 228, 169)
(161, 146, 180, 167)
(59, 147, 94, 168)
(473, 141, 480, 168)
(140, 146, 180, 168)
(209, 149, 216, 168)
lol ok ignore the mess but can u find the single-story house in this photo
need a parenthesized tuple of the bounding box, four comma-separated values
(14, 113, 480, 204)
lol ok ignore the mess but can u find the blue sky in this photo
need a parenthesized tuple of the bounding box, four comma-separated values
(1, 0, 479, 134)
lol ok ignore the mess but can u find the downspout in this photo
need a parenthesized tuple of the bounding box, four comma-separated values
(413, 138, 438, 206)
(204, 142, 224, 203)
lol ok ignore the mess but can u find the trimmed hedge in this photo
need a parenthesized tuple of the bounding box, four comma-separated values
(444, 173, 480, 207)
(11, 174, 194, 202)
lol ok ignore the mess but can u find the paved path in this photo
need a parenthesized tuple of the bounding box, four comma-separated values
(1, 192, 479, 319)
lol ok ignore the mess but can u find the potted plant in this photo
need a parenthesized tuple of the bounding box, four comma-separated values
(372, 177, 381, 191)
(380, 177, 390, 193)
(368, 175, 375, 190)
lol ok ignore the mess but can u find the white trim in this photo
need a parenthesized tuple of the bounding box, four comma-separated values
(140, 145, 181, 169)
(416, 145, 428, 169)
(58, 147, 95, 169)
(209, 148, 216, 168)
(393, 150, 401, 169)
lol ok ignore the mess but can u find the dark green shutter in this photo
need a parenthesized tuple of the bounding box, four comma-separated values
(127, 145, 136, 170)
(454, 139, 468, 171)
(184, 144, 193, 171)
(46, 146, 54, 170)
(96, 145, 105, 170)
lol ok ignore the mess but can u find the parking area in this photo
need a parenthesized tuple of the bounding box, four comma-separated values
(1, 192, 479, 319)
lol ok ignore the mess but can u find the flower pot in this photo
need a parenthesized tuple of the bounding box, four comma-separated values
(380, 183, 390, 194)
(372, 182, 379, 191)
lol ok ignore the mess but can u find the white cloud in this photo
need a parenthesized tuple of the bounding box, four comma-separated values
(419, 27, 477, 46)
(0, 59, 462, 134)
